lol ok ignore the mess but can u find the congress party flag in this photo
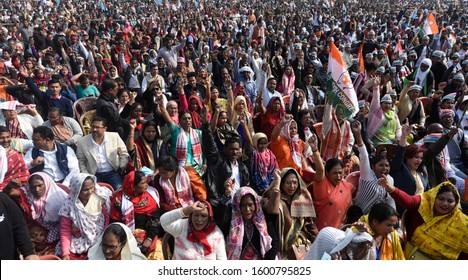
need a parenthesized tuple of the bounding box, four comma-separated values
(394, 38, 404, 57)
(326, 41, 359, 120)
(422, 12, 439, 35)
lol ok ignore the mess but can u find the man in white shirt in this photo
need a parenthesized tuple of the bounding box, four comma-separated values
(23, 126, 79, 187)
(157, 33, 186, 69)
(262, 77, 284, 108)
(76, 116, 129, 190)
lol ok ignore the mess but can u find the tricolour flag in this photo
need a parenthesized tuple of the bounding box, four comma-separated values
(422, 12, 439, 35)
(326, 41, 359, 120)
(394, 38, 404, 58)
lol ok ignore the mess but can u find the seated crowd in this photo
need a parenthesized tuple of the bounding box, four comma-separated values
(0, 0, 468, 261)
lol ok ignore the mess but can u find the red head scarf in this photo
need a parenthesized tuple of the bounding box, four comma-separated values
(187, 200, 216, 256)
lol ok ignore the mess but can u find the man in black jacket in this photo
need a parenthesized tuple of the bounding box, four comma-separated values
(96, 79, 130, 140)
(200, 108, 251, 231)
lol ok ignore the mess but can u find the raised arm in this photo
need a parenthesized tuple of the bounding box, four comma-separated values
(352, 120, 373, 181)
(226, 80, 235, 121)
(239, 114, 253, 155)
(271, 114, 292, 142)
(203, 74, 212, 105)
(261, 169, 282, 215)
(390, 124, 411, 173)
(126, 119, 137, 152)
(379, 176, 420, 211)
(254, 91, 267, 115)
(210, 104, 220, 132)
(369, 77, 381, 115)
(157, 96, 174, 127)
(309, 133, 324, 182)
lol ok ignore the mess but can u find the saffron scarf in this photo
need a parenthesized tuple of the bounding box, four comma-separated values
(359, 215, 405, 260)
(280, 120, 303, 168)
(175, 127, 203, 167)
(226, 187, 272, 260)
(410, 182, 468, 259)
(158, 166, 194, 207)
(187, 200, 216, 256)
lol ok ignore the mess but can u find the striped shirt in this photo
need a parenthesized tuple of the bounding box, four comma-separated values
(353, 145, 396, 214)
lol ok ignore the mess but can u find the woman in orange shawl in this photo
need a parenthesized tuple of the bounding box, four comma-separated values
(270, 114, 311, 178)
(110, 171, 162, 256)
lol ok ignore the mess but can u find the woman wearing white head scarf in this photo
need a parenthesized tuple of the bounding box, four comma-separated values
(59, 173, 112, 260)
(5, 172, 68, 256)
(410, 58, 434, 96)
(305, 226, 375, 260)
(87, 222, 147, 260)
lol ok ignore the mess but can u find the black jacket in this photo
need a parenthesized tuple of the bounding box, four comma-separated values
(0, 193, 35, 260)
(201, 122, 250, 210)
(96, 94, 130, 140)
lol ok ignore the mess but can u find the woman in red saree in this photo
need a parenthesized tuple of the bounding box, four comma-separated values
(257, 96, 285, 140)
(4, 172, 68, 256)
(110, 171, 163, 256)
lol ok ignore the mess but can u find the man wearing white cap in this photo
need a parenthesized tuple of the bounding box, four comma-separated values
(413, 35, 431, 67)
(397, 82, 425, 129)
(238, 65, 257, 104)
(408, 58, 434, 96)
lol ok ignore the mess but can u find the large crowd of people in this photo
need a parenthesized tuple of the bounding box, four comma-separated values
(0, 0, 467, 261)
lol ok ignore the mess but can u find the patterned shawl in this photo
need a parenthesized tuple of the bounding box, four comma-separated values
(321, 104, 351, 161)
(58, 173, 112, 254)
(110, 171, 160, 231)
(251, 133, 279, 192)
(227, 187, 272, 260)
(158, 166, 194, 208)
(175, 128, 203, 167)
